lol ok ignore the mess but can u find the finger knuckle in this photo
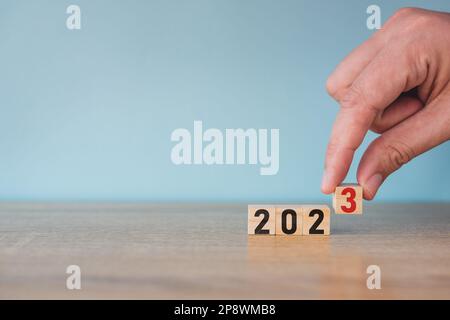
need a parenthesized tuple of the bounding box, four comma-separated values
(380, 140, 415, 173)
(341, 84, 378, 115)
(340, 85, 362, 110)
(390, 8, 434, 34)
(325, 76, 336, 97)
(326, 75, 340, 98)
(391, 7, 418, 21)
(409, 13, 434, 32)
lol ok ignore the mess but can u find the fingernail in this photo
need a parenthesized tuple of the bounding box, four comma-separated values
(365, 173, 383, 198)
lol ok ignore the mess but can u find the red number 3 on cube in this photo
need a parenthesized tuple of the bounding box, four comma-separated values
(333, 184, 363, 214)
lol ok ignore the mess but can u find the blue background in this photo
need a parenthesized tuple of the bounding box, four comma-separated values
(0, 0, 449, 202)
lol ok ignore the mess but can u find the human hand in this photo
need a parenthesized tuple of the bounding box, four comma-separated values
(322, 8, 450, 200)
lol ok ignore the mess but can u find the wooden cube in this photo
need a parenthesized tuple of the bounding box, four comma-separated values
(302, 205, 330, 235)
(248, 205, 275, 235)
(333, 184, 363, 214)
(275, 206, 303, 235)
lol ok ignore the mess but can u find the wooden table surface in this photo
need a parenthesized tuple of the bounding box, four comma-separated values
(0, 203, 449, 300)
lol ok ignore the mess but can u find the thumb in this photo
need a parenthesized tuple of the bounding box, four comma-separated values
(357, 95, 450, 200)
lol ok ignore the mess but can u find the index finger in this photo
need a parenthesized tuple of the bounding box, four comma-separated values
(321, 44, 425, 194)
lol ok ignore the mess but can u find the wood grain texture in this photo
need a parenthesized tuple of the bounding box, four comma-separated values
(275, 206, 303, 236)
(0, 203, 449, 299)
(333, 184, 363, 214)
(248, 205, 275, 235)
(302, 205, 331, 236)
